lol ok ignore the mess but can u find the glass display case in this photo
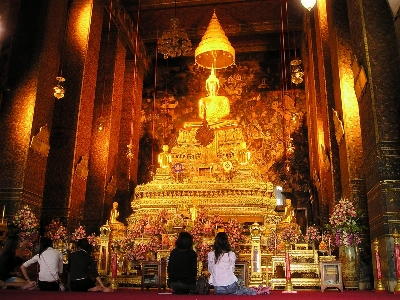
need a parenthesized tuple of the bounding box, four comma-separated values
(141, 261, 167, 291)
(319, 261, 343, 292)
(234, 261, 248, 286)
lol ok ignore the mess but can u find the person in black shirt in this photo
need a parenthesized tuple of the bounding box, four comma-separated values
(67, 238, 112, 292)
(167, 231, 197, 294)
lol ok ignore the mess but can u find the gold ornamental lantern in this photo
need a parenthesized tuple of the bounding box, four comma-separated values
(195, 11, 235, 69)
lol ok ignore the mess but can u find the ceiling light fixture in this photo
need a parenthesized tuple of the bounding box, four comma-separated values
(53, 77, 66, 99)
(290, 59, 304, 85)
(301, 0, 316, 11)
(157, 0, 192, 59)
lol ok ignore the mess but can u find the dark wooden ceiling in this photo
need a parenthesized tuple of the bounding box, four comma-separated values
(121, 0, 306, 54)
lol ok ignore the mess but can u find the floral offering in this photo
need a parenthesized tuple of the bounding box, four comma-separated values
(86, 232, 98, 247)
(304, 225, 322, 244)
(327, 197, 363, 246)
(71, 225, 87, 241)
(10, 205, 39, 243)
(44, 220, 68, 244)
(280, 223, 301, 244)
(224, 218, 244, 251)
(196, 242, 213, 263)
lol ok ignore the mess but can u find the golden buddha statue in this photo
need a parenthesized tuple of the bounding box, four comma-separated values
(158, 145, 172, 169)
(110, 202, 123, 225)
(282, 199, 296, 223)
(237, 141, 251, 165)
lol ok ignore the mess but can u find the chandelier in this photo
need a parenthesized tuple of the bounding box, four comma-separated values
(53, 77, 66, 99)
(290, 59, 304, 85)
(301, 0, 316, 11)
(157, 0, 192, 59)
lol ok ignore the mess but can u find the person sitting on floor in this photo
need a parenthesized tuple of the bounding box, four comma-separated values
(167, 231, 198, 294)
(0, 235, 31, 289)
(208, 232, 256, 295)
(21, 237, 64, 291)
(68, 238, 112, 292)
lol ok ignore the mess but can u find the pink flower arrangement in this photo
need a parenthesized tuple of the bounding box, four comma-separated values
(266, 230, 279, 252)
(44, 220, 68, 243)
(196, 242, 213, 263)
(224, 219, 244, 251)
(280, 223, 301, 244)
(121, 232, 150, 261)
(86, 233, 98, 246)
(190, 209, 211, 245)
(304, 225, 322, 244)
(71, 225, 87, 241)
(11, 205, 39, 243)
(327, 197, 363, 246)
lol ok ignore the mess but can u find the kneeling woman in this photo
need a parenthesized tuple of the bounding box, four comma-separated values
(167, 232, 198, 294)
(208, 232, 256, 295)
(21, 237, 64, 291)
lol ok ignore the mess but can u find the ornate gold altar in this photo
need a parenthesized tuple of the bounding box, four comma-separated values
(95, 118, 329, 289)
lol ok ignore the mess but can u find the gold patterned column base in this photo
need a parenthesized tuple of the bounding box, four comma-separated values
(282, 279, 297, 293)
(394, 278, 400, 294)
(110, 278, 119, 290)
(375, 279, 385, 292)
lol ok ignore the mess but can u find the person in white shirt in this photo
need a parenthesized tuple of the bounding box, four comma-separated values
(21, 237, 63, 291)
(207, 232, 256, 295)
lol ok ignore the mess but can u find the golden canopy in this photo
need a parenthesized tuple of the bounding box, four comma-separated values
(195, 11, 235, 69)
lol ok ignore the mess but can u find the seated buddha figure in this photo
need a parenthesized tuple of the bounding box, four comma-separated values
(237, 142, 251, 165)
(158, 145, 172, 169)
(110, 201, 124, 225)
(282, 199, 296, 223)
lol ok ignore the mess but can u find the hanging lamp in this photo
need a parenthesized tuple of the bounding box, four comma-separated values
(301, 0, 316, 11)
(157, 0, 192, 59)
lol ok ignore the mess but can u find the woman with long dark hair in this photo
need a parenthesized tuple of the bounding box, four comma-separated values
(21, 237, 63, 291)
(167, 231, 198, 294)
(0, 235, 31, 289)
(68, 238, 112, 292)
(208, 232, 256, 295)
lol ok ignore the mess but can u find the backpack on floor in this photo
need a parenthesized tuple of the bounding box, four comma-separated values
(195, 276, 210, 294)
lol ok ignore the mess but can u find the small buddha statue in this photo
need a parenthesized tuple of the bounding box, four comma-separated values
(282, 199, 296, 223)
(158, 145, 172, 169)
(110, 202, 123, 225)
(237, 141, 251, 165)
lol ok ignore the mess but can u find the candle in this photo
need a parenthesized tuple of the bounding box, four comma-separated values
(375, 251, 382, 279)
(2, 205, 5, 224)
(112, 253, 117, 279)
(285, 250, 291, 281)
(395, 244, 400, 279)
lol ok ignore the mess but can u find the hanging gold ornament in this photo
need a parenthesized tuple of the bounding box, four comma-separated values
(196, 110, 215, 147)
(195, 11, 235, 69)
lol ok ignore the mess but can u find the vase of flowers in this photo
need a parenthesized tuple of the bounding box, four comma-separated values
(10, 205, 39, 244)
(327, 197, 363, 289)
(304, 225, 321, 251)
(280, 223, 301, 245)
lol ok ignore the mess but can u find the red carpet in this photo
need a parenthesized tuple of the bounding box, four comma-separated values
(0, 288, 398, 300)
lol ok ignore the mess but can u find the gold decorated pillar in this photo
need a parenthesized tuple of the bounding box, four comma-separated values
(249, 222, 263, 286)
(98, 222, 111, 276)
